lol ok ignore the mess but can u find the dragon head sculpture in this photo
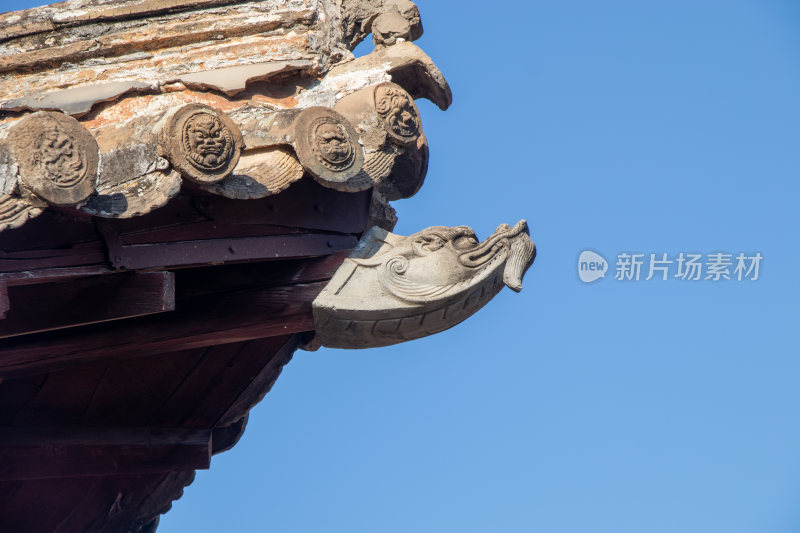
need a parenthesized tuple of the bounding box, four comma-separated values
(311, 220, 535, 349)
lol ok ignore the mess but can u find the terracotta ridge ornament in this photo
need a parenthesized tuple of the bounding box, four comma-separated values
(292, 107, 365, 188)
(0, 111, 98, 230)
(160, 104, 243, 185)
(373, 82, 422, 145)
(9, 111, 99, 206)
(310, 221, 536, 349)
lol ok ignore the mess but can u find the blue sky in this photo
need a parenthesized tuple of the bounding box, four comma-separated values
(5, 0, 800, 531)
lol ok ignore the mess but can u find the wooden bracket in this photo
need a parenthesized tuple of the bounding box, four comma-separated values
(94, 217, 125, 269)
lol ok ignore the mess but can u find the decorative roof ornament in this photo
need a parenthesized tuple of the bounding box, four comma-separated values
(310, 221, 536, 349)
(10, 111, 99, 206)
(160, 104, 243, 185)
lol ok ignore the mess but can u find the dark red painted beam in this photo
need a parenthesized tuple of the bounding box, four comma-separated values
(117, 221, 307, 245)
(0, 272, 175, 339)
(0, 427, 211, 480)
(0, 243, 107, 273)
(0, 282, 7, 319)
(0, 281, 325, 378)
(0, 265, 116, 287)
(111, 233, 357, 270)
(190, 179, 371, 234)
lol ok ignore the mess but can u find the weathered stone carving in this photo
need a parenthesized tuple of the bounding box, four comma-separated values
(183, 115, 235, 171)
(307, 115, 356, 171)
(374, 83, 421, 144)
(9, 111, 99, 206)
(341, 0, 423, 50)
(336, 82, 420, 147)
(161, 104, 243, 184)
(372, 8, 415, 47)
(292, 107, 365, 188)
(311, 221, 536, 349)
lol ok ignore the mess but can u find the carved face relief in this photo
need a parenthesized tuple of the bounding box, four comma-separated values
(293, 106, 364, 185)
(311, 119, 355, 171)
(182, 113, 234, 171)
(167, 105, 242, 184)
(375, 84, 420, 144)
(32, 128, 86, 188)
(401, 226, 506, 287)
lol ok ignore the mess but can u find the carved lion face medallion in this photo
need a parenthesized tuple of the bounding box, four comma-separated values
(166, 104, 242, 184)
(11, 111, 99, 206)
(311, 119, 355, 171)
(182, 113, 234, 171)
(374, 83, 421, 144)
(293, 107, 364, 186)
